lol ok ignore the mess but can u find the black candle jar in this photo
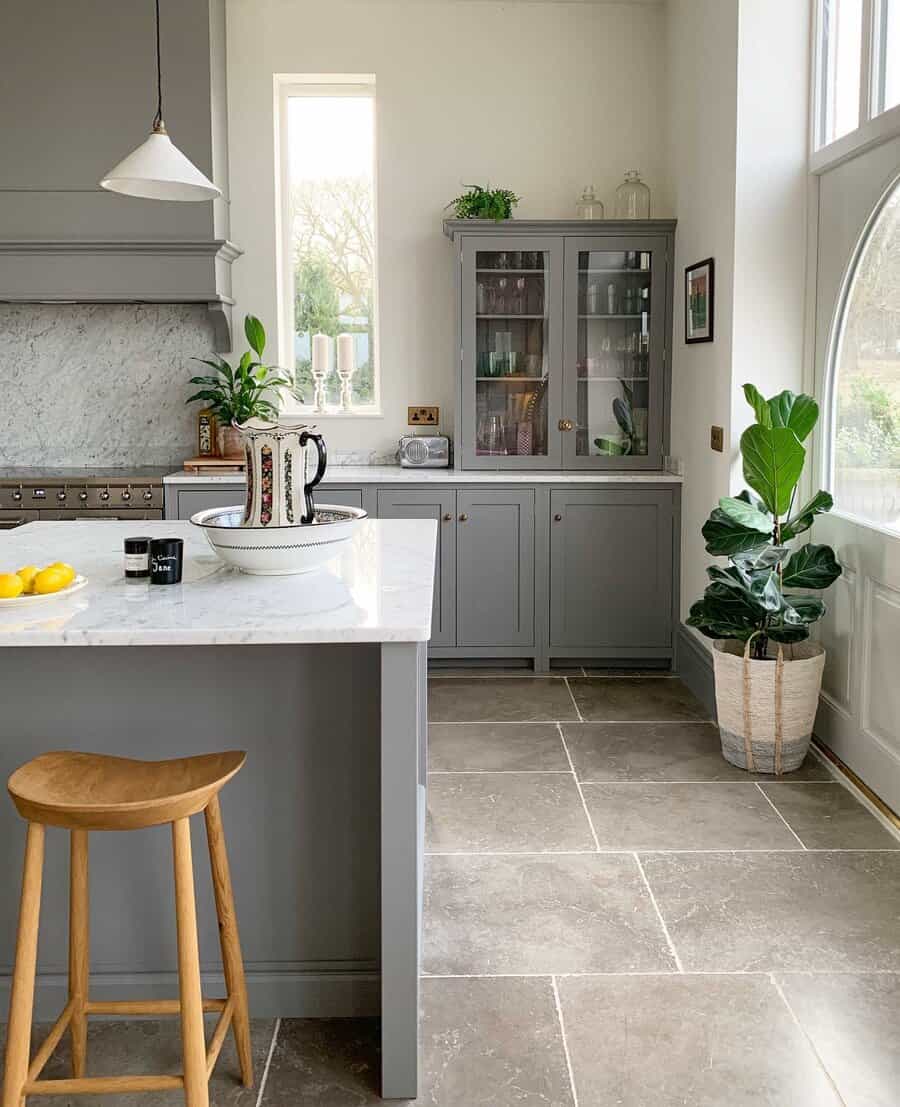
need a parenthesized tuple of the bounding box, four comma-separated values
(149, 538, 184, 585)
(124, 536, 153, 579)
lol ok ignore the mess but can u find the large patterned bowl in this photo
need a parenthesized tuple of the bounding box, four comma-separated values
(190, 504, 366, 575)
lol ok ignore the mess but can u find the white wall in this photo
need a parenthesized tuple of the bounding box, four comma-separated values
(226, 0, 670, 457)
(666, 0, 739, 621)
(666, 0, 810, 628)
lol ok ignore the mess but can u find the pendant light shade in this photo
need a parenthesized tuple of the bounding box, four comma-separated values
(100, 0, 220, 202)
(101, 127, 220, 202)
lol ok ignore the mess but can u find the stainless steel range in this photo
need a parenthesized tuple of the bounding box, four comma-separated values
(0, 468, 166, 530)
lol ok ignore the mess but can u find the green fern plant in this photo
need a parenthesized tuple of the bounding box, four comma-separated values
(446, 184, 520, 221)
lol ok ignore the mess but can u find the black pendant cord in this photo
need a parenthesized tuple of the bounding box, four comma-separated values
(152, 0, 164, 131)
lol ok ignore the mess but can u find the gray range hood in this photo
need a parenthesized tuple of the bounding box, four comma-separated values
(0, 0, 241, 350)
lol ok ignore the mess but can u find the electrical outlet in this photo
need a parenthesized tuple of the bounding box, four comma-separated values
(710, 425, 724, 452)
(408, 406, 439, 428)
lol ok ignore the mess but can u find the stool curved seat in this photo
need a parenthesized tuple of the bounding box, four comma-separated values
(8, 750, 246, 831)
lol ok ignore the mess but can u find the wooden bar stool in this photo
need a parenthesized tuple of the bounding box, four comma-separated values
(2, 750, 253, 1107)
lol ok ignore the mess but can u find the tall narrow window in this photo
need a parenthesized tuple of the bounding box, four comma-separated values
(818, 0, 864, 147)
(827, 174, 900, 532)
(278, 78, 378, 411)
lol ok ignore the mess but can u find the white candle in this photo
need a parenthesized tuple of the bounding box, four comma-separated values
(311, 333, 330, 375)
(337, 333, 356, 375)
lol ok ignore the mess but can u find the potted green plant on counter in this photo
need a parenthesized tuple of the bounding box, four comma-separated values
(687, 384, 842, 774)
(187, 315, 292, 458)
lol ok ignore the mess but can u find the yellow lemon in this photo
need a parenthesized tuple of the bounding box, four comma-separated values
(16, 565, 39, 593)
(48, 562, 76, 586)
(33, 567, 69, 595)
(0, 573, 25, 599)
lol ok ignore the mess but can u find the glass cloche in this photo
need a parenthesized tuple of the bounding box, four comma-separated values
(614, 171, 651, 219)
(575, 185, 604, 220)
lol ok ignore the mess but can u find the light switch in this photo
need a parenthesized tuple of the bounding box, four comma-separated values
(710, 425, 724, 452)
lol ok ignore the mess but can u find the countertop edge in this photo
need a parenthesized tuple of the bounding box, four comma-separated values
(163, 467, 684, 485)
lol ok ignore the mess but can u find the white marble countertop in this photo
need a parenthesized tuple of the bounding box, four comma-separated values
(164, 465, 683, 485)
(0, 520, 436, 646)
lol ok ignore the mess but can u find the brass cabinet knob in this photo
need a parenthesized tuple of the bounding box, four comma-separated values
(558, 418, 574, 432)
(458, 513, 469, 522)
(554, 513, 563, 522)
(442, 512, 453, 521)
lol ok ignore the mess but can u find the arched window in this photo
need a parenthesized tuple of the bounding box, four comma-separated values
(827, 172, 900, 532)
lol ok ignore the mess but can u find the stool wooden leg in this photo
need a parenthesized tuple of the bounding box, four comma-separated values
(204, 796, 253, 1088)
(68, 830, 89, 1079)
(172, 818, 209, 1107)
(2, 823, 45, 1107)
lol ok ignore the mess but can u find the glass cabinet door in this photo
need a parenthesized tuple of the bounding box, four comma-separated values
(562, 237, 668, 468)
(460, 237, 563, 468)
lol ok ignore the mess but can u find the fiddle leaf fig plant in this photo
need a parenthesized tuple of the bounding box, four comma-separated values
(186, 314, 293, 426)
(688, 384, 842, 661)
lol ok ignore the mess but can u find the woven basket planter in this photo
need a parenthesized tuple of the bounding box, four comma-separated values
(712, 639, 825, 774)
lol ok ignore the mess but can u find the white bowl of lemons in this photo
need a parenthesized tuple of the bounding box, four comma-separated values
(0, 562, 87, 608)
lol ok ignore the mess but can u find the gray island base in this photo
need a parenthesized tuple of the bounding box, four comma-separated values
(0, 520, 435, 1100)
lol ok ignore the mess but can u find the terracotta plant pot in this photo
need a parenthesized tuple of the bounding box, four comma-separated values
(218, 425, 244, 460)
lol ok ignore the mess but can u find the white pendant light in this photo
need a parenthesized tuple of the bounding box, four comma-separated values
(100, 0, 220, 202)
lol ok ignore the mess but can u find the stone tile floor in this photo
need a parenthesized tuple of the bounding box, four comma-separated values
(9, 675, 900, 1104)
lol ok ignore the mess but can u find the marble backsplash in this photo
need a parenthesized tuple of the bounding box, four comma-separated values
(0, 303, 216, 467)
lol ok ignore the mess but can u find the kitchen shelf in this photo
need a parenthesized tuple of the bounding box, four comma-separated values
(580, 269, 651, 275)
(476, 268, 545, 275)
(476, 314, 545, 320)
(476, 375, 547, 382)
(578, 376, 649, 383)
(578, 314, 644, 320)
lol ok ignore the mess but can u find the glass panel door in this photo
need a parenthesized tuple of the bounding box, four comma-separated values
(460, 237, 563, 468)
(563, 238, 667, 468)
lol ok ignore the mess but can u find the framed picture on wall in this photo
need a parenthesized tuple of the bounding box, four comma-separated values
(685, 258, 715, 343)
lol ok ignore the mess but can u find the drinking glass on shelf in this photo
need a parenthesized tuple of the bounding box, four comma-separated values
(484, 415, 507, 455)
(487, 283, 497, 314)
(511, 277, 526, 314)
(496, 277, 508, 313)
(476, 281, 486, 314)
(496, 252, 509, 269)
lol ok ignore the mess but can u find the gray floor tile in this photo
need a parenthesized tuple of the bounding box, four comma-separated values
(421, 977, 574, 1106)
(424, 854, 677, 975)
(427, 773, 595, 853)
(428, 678, 578, 723)
(429, 666, 582, 677)
(641, 851, 900, 972)
(562, 721, 830, 782)
(760, 783, 900, 849)
(567, 677, 710, 722)
(581, 782, 802, 850)
(261, 1018, 382, 1105)
(776, 973, 900, 1107)
(557, 974, 841, 1106)
(428, 722, 568, 772)
(0, 1017, 273, 1107)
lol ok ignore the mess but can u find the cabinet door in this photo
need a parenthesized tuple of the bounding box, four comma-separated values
(175, 487, 245, 520)
(459, 235, 564, 469)
(550, 490, 673, 650)
(457, 489, 534, 648)
(562, 236, 669, 469)
(377, 490, 455, 647)
(317, 487, 364, 511)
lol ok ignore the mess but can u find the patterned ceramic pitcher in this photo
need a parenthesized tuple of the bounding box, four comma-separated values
(233, 417, 327, 527)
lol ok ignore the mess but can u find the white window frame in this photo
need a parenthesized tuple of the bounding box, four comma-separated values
(811, 0, 900, 172)
(274, 74, 382, 417)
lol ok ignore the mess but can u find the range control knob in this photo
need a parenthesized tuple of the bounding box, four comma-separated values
(99, 489, 110, 502)
(121, 489, 132, 502)
(57, 490, 67, 502)
(12, 488, 22, 502)
(78, 489, 89, 502)
(143, 489, 154, 502)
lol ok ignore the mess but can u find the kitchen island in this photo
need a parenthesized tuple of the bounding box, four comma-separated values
(0, 519, 435, 1100)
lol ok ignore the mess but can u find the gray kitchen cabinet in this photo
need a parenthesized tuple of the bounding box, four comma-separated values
(549, 489, 676, 655)
(444, 219, 676, 471)
(167, 484, 366, 520)
(456, 489, 534, 648)
(377, 489, 456, 648)
(171, 487, 244, 520)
